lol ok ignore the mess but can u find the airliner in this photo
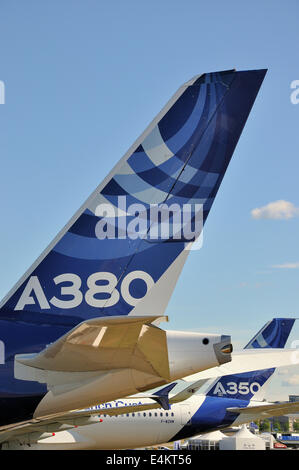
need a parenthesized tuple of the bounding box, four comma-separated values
(0, 69, 267, 438)
(4, 318, 299, 450)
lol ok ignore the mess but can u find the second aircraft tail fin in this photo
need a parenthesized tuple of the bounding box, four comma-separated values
(205, 318, 296, 401)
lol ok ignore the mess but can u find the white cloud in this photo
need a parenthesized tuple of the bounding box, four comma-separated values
(251, 200, 299, 220)
(272, 262, 299, 269)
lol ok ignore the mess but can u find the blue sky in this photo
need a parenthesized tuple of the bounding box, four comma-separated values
(0, 0, 299, 399)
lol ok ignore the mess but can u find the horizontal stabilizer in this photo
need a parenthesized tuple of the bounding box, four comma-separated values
(227, 401, 299, 419)
(182, 348, 299, 383)
(168, 379, 210, 402)
(15, 315, 170, 379)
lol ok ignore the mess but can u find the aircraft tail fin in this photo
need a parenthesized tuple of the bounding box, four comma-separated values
(0, 69, 267, 323)
(244, 318, 296, 349)
(151, 382, 178, 410)
(205, 318, 296, 401)
(129, 382, 178, 410)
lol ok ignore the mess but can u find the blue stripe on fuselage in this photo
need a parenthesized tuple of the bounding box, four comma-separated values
(169, 396, 248, 441)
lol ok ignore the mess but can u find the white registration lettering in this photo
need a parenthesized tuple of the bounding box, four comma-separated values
(213, 381, 262, 396)
(15, 276, 50, 311)
(50, 273, 83, 309)
(85, 272, 120, 308)
(14, 270, 154, 311)
(121, 270, 154, 307)
(226, 382, 238, 395)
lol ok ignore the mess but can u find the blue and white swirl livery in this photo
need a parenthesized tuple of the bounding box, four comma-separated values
(1, 69, 266, 321)
(0, 69, 266, 427)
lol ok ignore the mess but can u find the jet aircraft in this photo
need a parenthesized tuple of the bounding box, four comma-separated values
(2, 318, 299, 449)
(0, 69, 266, 436)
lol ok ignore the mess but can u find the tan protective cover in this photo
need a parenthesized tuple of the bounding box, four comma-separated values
(16, 315, 170, 380)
